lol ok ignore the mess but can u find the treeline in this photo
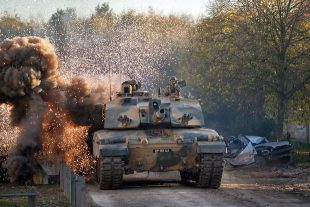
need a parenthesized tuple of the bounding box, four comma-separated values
(0, 0, 309, 138)
(182, 0, 309, 138)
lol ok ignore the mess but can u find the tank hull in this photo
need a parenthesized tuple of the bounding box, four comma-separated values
(93, 128, 225, 173)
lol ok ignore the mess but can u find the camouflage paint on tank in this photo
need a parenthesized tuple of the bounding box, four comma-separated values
(104, 96, 205, 129)
(93, 128, 222, 172)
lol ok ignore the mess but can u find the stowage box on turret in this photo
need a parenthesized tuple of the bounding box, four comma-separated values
(93, 78, 226, 189)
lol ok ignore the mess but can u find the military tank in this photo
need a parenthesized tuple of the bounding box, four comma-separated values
(92, 77, 226, 190)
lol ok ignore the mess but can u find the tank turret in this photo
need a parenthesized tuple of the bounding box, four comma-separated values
(104, 79, 204, 129)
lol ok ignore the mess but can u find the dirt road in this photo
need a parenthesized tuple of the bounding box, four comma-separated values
(87, 167, 310, 207)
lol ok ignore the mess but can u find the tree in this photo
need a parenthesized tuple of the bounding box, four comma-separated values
(48, 8, 77, 56)
(95, 3, 113, 18)
(178, 0, 309, 138)
(239, 0, 310, 137)
(0, 13, 33, 41)
(89, 3, 115, 34)
(185, 10, 274, 136)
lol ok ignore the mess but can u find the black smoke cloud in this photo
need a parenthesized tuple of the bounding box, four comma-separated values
(0, 36, 105, 183)
(6, 94, 47, 183)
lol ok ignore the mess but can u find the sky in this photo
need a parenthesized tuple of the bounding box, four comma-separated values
(0, 0, 213, 21)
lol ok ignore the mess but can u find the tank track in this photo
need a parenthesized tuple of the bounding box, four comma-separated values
(179, 170, 190, 184)
(194, 153, 224, 188)
(99, 157, 124, 190)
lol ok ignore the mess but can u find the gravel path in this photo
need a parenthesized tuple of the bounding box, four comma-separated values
(87, 168, 310, 207)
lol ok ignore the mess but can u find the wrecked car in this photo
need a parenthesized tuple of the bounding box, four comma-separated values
(224, 135, 292, 166)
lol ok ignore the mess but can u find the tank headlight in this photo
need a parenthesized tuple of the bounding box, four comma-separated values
(196, 135, 209, 142)
(176, 138, 183, 144)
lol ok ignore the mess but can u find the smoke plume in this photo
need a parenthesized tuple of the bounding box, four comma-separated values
(0, 36, 58, 100)
(6, 94, 47, 183)
(0, 36, 105, 183)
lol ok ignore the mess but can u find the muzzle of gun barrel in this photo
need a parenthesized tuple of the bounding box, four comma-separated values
(153, 109, 165, 123)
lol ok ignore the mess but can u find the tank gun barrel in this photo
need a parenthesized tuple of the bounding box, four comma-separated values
(153, 108, 166, 123)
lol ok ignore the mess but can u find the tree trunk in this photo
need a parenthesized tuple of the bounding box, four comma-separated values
(276, 96, 286, 140)
(307, 123, 310, 144)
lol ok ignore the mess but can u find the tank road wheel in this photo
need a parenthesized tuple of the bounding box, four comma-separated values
(179, 170, 190, 184)
(195, 153, 224, 188)
(99, 157, 124, 190)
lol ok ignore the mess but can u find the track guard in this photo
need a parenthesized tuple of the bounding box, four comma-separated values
(197, 142, 226, 154)
(100, 144, 129, 157)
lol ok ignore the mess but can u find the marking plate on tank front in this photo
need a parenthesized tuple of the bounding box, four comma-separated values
(153, 149, 172, 153)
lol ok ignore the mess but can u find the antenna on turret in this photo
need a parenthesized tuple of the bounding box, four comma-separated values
(109, 69, 112, 102)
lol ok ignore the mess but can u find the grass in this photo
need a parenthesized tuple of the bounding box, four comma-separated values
(290, 139, 310, 167)
(291, 139, 310, 151)
(0, 184, 71, 207)
(0, 201, 26, 207)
